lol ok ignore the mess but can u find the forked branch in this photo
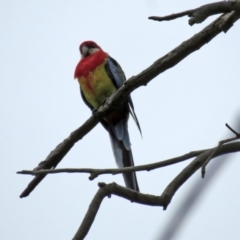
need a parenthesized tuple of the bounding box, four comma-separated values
(149, 0, 240, 29)
(72, 182, 165, 240)
(201, 124, 240, 177)
(72, 141, 240, 240)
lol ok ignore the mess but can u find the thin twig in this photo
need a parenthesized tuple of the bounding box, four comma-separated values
(17, 142, 240, 181)
(201, 124, 240, 178)
(226, 123, 240, 136)
(17, 149, 206, 177)
(149, 1, 238, 26)
(149, 10, 193, 21)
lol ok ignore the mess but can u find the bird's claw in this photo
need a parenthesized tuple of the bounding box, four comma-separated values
(92, 109, 98, 115)
(101, 97, 108, 105)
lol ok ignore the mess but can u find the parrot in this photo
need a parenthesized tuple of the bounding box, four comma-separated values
(74, 41, 141, 191)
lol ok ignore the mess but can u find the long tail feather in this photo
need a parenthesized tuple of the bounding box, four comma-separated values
(128, 98, 142, 136)
(109, 131, 139, 191)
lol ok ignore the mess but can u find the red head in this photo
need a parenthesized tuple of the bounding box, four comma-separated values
(74, 41, 107, 78)
(79, 41, 102, 58)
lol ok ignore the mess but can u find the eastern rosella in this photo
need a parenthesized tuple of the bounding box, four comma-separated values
(74, 41, 141, 191)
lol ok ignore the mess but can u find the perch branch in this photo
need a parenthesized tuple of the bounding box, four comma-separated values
(72, 182, 164, 240)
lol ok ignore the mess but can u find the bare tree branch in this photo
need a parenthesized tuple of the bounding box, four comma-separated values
(71, 141, 240, 239)
(161, 140, 240, 209)
(158, 116, 240, 239)
(17, 149, 206, 177)
(72, 182, 164, 240)
(226, 123, 240, 136)
(18, 141, 240, 178)
(149, 1, 239, 27)
(201, 124, 240, 177)
(159, 154, 231, 240)
(19, 7, 240, 198)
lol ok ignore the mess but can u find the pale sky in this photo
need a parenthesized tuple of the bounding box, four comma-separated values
(1, 1, 240, 239)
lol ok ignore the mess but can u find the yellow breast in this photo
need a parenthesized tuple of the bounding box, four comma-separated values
(78, 62, 117, 110)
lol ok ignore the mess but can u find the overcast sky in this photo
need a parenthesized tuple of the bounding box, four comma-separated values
(1, 1, 240, 239)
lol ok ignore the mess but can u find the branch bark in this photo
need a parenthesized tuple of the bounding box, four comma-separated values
(149, 1, 239, 28)
(18, 141, 240, 179)
(72, 182, 164, 240)
(201, 123, 240, 177)
(18, 149, 206, 177)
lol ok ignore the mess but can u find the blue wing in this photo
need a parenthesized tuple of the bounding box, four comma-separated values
(105, 56, 142, 135)
(104, 56, 141, 191)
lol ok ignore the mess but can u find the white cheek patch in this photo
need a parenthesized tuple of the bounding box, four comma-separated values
(82, 46, 88, 56)
(81, 46, 100, 59)
(89, 48, 100, 55)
